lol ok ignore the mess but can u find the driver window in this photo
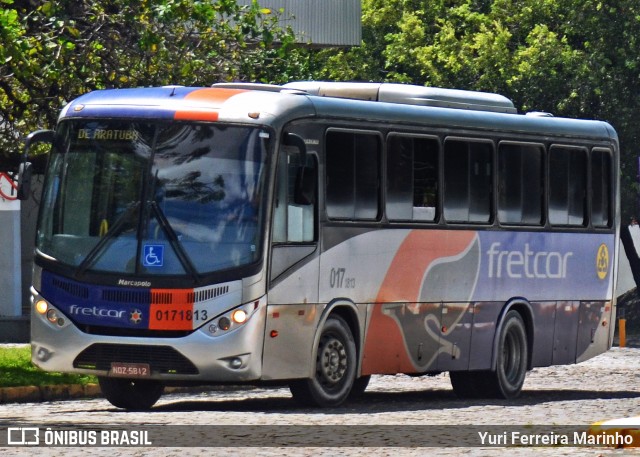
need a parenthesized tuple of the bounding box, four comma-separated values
(273, 149, 316, 243)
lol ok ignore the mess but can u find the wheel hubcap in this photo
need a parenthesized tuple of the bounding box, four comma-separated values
(318, 337, 347, 385)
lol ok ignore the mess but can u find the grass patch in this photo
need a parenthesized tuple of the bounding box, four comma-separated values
(0, 346, 97, 388)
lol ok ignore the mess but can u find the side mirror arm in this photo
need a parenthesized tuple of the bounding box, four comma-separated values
(16, 162, 33, 201)
(283, 132, 317, 206)
(283, 132, 307, 163)
(18, 129, 54, 200)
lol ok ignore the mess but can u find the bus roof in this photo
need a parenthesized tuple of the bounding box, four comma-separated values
(59, 83, 618, 143)
(59, 85, 315, 125)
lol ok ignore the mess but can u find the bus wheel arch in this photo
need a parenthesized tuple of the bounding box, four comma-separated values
(328, 304, 370, 398)
(451, 301, 532, 400)
(494, 299, 534, 371)
(289, 301, 361, 407)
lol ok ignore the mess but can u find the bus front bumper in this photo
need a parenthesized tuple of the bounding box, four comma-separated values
(30, 297, 267, 384)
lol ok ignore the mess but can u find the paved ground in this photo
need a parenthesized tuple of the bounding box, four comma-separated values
(1, 347, 640, 456)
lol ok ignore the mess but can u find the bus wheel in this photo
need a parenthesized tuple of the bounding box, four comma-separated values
(98, 377, 164, 410)
(489, 310, 528, 399)
(450, 311, 528, 399)
(289, 315, 357, 407)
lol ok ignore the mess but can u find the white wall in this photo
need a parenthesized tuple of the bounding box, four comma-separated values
(0, 175, 21, 316)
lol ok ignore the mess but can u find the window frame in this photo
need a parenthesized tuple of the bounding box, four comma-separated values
(442, 136, 495, 225)
(385, 132, 441, 223)
(548, 144, 589, 228)
(272, 145, 318, 244)
(496, 140, 545, 227)
(590, 147, 614, 229)
(324, 128, 383, 222)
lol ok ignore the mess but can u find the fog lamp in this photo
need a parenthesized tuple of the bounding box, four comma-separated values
(219, 317, 231, 331)
(36, 347, 52, 362)
(46, 309, 59, 324)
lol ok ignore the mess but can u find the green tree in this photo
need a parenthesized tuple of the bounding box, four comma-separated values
(0, 0, 306, 162)
(318, 0, 640, 219)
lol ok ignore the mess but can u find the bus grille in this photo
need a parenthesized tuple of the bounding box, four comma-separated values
(101, 289, 150, 304)
(52, 277, 89, 299)
(78, 325, 193, 338)
(73, 344, 199, 375)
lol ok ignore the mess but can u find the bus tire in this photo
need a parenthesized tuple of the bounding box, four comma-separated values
(489, 310, 528, 399)
(289, 315, 357, 407)
(98, 377, 164, 410)
(349, 375, 371, 398)
(450, 371, 484, 398)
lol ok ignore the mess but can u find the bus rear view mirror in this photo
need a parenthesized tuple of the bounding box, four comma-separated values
(16, 162, 33, 201)
(283, 132, 316, 205)
(283, 132, 307, 158)
(19, 129, 54, 200)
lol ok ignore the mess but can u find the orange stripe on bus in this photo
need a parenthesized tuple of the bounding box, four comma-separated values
(148, 288, 196, 331)
(174, 110, 219, 121)
(361, 230, 476, 375)
(173, 88, 247, 121)
(377, 230, 476, 303)
(149, 303, 194, 330)
(151, 288, 195, 305)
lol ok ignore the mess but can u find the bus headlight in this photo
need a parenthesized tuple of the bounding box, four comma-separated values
(207, 298, 262, 337)
(35, 299, 49, 315)
(35, 299, 67, 328)
(232, 309, 247, 324)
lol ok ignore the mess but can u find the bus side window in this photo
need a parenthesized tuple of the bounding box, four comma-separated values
(443, 138, 493, 223)
(325, 130, 381, 221)
(549, 146, 588, 226)
(386, 134, 439, 222)
(273, 150, 316, 243)
(591, 148, 612, 228)
(498, 142, 544, 225)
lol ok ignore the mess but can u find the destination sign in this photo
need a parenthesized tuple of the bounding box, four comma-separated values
(77, 129, 139, 140)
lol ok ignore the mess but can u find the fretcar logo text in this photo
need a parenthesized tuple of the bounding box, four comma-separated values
(68, 305, 126, 319)
(486, 242, 573, 279)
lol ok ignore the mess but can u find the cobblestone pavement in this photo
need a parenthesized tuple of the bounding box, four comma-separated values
(1, 347, 640, 456)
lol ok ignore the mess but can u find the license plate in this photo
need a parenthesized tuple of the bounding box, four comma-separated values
(109, 362, 151, 378)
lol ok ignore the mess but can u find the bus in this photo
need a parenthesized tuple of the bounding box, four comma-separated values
(22, 81, 620, 410)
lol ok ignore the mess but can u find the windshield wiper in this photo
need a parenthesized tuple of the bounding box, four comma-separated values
(75, 201, 140, 278)
(148, 201, 200, 282)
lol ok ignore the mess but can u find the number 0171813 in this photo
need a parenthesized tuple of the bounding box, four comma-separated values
(149, 304, 209, 330)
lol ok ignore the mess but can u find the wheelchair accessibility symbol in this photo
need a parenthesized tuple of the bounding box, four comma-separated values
(143, 244, 164, 267)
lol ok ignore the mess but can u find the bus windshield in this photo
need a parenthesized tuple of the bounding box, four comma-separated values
(37, 120, 270, 278)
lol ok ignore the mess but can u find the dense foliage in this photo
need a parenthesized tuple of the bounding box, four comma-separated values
(0, 0, 307, 162)
(2, 0, 640, 218)
(315, 0, 640, 219)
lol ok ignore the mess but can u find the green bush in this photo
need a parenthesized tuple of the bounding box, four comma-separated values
(0, 346, 96, 388)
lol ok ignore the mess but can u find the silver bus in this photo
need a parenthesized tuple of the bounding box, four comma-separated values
(22, 81, 620, 409)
